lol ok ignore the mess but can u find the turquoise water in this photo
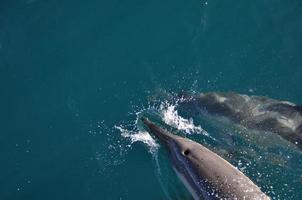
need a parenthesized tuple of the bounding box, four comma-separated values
(1, 0, 302, 199)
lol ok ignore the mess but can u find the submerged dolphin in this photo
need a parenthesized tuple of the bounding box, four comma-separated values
(142, 117, 270, 200)
(178, 92, 302, 149)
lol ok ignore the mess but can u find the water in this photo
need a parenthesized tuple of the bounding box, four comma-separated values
(1, 0, 302, 199)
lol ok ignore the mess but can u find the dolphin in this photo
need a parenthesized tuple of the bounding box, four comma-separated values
(178, 92, 302, 149)
(142, 117, 270, 200)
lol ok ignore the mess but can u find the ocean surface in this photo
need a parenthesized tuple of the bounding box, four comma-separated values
(1, 0, 302, 199)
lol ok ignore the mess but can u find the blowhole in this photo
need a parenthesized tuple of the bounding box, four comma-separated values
(183, 149, 190, 156)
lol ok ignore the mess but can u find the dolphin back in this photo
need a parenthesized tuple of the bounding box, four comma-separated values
(181, 140, 270, 200)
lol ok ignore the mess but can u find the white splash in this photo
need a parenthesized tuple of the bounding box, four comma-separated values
(116, 99, 209, 154)
(115, 125, 159, 153)
(159, 101, 208, 136)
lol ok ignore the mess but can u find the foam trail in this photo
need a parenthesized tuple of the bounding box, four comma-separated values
(115, 125, 159, 153)
(159, 101, 209, 136)
(116, 100, 210, 154)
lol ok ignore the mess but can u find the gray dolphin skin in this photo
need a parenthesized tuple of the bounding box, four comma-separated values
(178, 92, 302, 149)
(142, 117, 270, 200)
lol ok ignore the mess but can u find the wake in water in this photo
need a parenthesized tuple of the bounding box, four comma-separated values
(159, 101, 208, 135)
(115, 99, 210, 154)
(114, 125, 159, 154)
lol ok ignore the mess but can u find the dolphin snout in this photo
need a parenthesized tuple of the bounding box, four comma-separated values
(141, 117, 150, 125)
(141, 117, 172, 145)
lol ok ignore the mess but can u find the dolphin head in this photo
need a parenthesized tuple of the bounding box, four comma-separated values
(141, 117, 192, 156)
(141, 117, 207, 199)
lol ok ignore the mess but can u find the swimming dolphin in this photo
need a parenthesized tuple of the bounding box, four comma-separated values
(142, 117, 270, 200)
(178, 92, 302, 149)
